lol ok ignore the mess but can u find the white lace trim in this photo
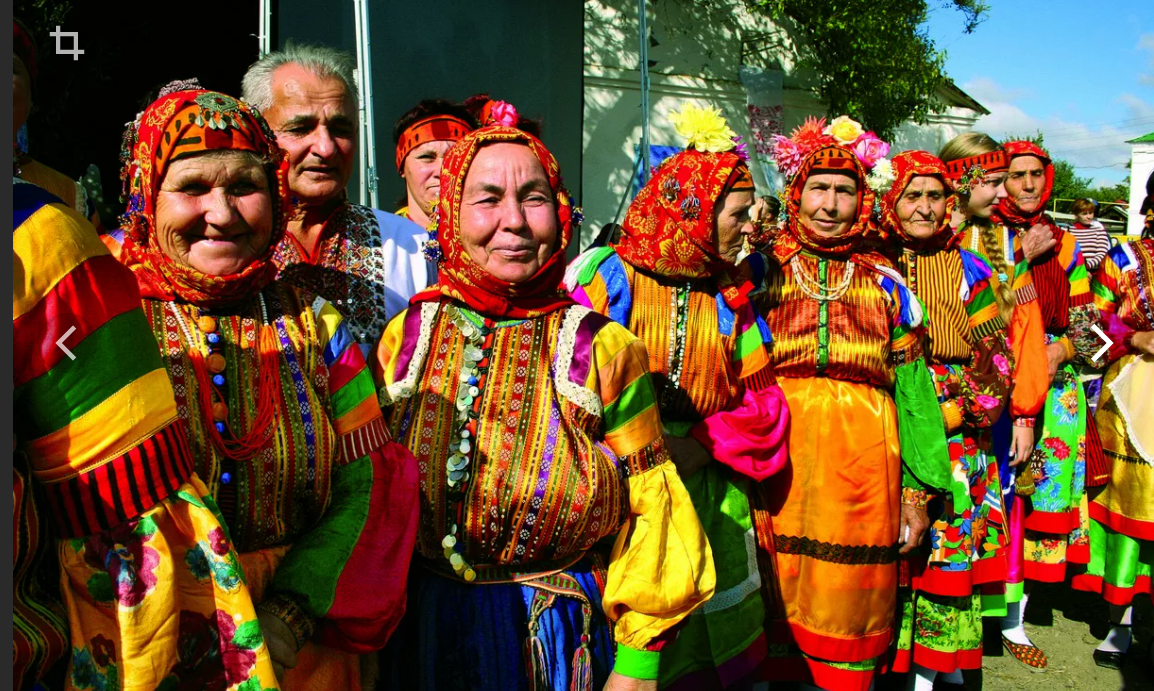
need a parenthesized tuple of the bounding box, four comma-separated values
(554, 306, 603, 417)
(701, 527, 761, 614)
(384, 302, 440, 404)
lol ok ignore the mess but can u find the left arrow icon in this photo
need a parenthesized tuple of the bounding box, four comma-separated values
(56, 325, 77, 360)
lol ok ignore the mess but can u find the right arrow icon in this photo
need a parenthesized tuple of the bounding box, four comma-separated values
(1091, 324, 1114, 364)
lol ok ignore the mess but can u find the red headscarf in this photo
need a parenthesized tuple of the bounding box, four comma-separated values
(119, 86, 291, 307)
(775, 144, 876, 261)
(994, 140, 1054, 227)
(881, 150, 956, 253)
(410, 125, 578, 319)
(614, 149, 750, 280)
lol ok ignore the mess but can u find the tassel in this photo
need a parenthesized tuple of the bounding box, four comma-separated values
(523, 591, 553, 691)
(569, 604, 594, 691)
(1014, 464, 1036, 497)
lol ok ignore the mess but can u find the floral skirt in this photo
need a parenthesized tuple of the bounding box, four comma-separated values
(658, 465, 765, 690)
(1020, 363, 1089, 583)
(892, 590, 983, 674)
(59, 474, 279, 691)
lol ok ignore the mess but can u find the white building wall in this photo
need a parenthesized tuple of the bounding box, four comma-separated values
(1129, 143, 1154, 237)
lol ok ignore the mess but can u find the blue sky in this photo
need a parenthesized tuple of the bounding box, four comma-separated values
(923, 0, 1153, 186)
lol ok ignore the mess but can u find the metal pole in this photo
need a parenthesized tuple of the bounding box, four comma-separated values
(352, 0, 379, 209)
(637, 0, 651, 186)
(258, 0, 272, 57)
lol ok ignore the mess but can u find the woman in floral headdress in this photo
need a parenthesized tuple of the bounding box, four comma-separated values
(116, 82, 420, 690)
(939, 132, 1051, 666)
(879, 150, 1013, 690)
(566, 103, 790, 690)
(373, 124, 714, 691)
(748, 117, 954, 691)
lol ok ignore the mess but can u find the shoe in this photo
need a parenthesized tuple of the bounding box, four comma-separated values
(1001, 634, 1048, 669)
(1093, 648, 1125, 670)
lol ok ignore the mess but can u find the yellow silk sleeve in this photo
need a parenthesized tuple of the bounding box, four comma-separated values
(602, 461, 716, 652)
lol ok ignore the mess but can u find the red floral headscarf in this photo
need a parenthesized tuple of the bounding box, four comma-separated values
(776, 144, 875, 260)
(410, 125, 578, 319)
(994, 140, 1054, 227)
(119, 86, 291, 307)
(881, 150, 956, 253)
(614, 149, 750, 280)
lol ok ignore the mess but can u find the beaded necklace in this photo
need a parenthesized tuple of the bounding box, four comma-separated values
(664, 283, 691, 407)
(439, 304, 497, 582)
(167, 293, 281, 468)
(791, 254, 855, 302)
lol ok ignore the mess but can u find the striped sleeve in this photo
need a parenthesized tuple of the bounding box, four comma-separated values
(953, 250, 1012, 429)
(588, 319, 666, 473)
(1059, 232, 1093, 306)
(1008, 232, 1039, 304)
(960, 250, 1006, 338)
(1091, 244, 1128, 315)
(13, 184, 193, 537)
(312, 297, 390, 465)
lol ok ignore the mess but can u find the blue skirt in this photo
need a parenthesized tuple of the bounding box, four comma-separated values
(381, 560, 615, 691)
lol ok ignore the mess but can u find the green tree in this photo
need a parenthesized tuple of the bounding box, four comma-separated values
(748, 0, 990, 140)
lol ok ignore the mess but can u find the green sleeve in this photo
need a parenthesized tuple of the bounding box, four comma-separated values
(895, 359, 965, 508)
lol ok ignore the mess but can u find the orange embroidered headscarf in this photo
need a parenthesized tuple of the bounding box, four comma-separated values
(881, 150, 956, 253)
(776, 144, 876, 260)
(394, 114, 473, 172)
(410, 125, 579, 319)
(614, 149, 751, 280)
(119, 85, 291, 308)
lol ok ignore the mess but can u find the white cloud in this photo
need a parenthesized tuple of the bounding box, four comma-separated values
(1139, 34, 1154, 87)
(961, 77, 1154, 183)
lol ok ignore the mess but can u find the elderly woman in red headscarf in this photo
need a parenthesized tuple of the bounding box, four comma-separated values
(747, 118, 954, 691)
(879, 151, 1013, 690)
(373, 124, 714, 691)
(393, 99, 477, 227)
(116, 82, 420, 690)
(566, 103, 789, 691)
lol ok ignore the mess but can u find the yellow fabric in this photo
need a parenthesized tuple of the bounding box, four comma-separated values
(1106, 354, 1154, 464)
(940, 400, 964, 433)
(12, 200, 107, 319)
(604, 460, 717, 650)
(27, 368, 178, 482)
(59, 475, 279, 691)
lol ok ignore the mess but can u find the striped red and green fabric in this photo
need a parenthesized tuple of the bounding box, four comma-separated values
(13, 181, 193, 538)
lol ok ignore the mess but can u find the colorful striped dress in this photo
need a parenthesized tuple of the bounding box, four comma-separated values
(567, 247, 789, 690)
(891, 246, 1013, 674)
(750, 248, 954, 691)
(1073, 238, 1154, 604)
(374, 302, 715, 690)
(138, 282, 419, 690)
(13, 180, 278, 691)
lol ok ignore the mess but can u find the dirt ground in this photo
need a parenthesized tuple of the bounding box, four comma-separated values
(876, 581, 1153, 690)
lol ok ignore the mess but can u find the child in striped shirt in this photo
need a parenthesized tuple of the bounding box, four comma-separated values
(1070, 198, 1112, 271)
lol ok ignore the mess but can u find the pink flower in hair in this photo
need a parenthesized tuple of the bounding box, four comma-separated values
(771, 134, 805, 178)
(852, 132, 890, 168)
(489, 101, 519, 127)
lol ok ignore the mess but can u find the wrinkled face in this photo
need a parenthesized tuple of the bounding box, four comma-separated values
(1075, 209, 1095, 225)
(263, 64, 356, 207)
(13, 54, 32, 139)
(896, 175, 947, 239)
(155, 151, 274, 276)
(402, 140, 453, 215)
(713, 188, 755, 264)
(798, 172, 858, 237)
(966, 170, 1007, 219)
(1006, 155, 1047, 213)
(459, 142, 558, 284)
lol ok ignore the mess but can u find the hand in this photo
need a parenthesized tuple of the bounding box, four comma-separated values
(1045, 341, 1068, 381)
(898, 503, 930, 555)
(1132, 331, 1154, 356)
(360, 652, 380, 691)
(257, 609, 300, 683)
(664, 435, 712, 478)
(603, 672, 658, 691)
(1021, 223, 1058, 262)
(1009, 425, 1035, 467)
